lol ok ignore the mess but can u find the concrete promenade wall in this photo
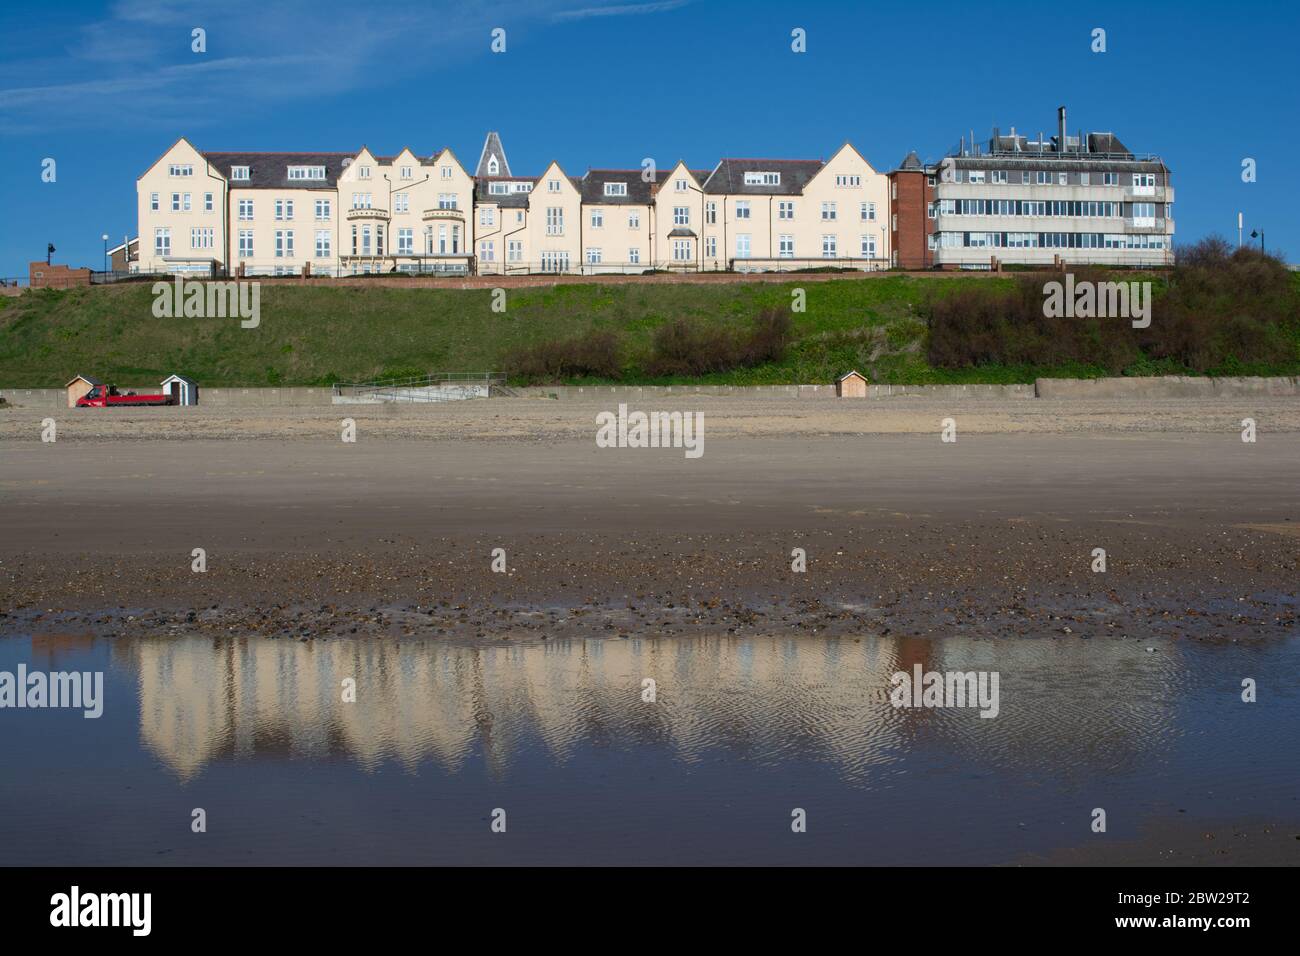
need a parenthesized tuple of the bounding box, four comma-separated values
(4, 377, 1298, 409)
(0, 386, 334, 409)
(513, 383, 1035, 400)
(1034, 376, 1300, 399)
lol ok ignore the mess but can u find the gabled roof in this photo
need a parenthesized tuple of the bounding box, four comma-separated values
(65, 374, 103, 387)
(476, 132, 511, 178)
(161, 373, 198, 386)
(837, 369, 867, 382)
(201, 150, 351, 188)
(702, 158, 824, 195)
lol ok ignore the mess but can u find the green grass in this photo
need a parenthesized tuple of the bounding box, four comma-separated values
(1, 273, 1296, 388)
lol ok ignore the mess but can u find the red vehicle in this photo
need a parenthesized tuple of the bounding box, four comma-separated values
(76, 384, 175, 408)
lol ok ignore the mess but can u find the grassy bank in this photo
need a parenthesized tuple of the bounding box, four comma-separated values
(1, 267, 1296, 388)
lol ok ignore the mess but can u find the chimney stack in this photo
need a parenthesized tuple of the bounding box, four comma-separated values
(1057, 105, 1067, 152)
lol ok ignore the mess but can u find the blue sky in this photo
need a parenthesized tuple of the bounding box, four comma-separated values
(1, 0, 1296, 277)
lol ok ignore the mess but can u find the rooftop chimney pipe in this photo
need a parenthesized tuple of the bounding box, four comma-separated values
(1058, 105, 1067, 152)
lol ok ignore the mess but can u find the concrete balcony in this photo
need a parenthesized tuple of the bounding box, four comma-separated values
(346, 207, 390, 221)
(1124, 218, 1170, 233)
(421, 207, 465, 222)
(934, 215, 1125, 232)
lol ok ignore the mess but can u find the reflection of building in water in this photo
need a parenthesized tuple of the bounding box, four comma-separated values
(30, 632, 98, 668)
(121, 634, 1181, 782)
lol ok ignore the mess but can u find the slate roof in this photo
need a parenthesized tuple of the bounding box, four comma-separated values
(476, 132, 511, 178)
(897, 150, 924, 171)
(580, 169, 657, 204)
(702, 158, 824, 195)
(1086, 132, 1132, 156)
(948, 155, 1165, 173)
(474, 175, 537, 207)
(200, 151, 352, 188)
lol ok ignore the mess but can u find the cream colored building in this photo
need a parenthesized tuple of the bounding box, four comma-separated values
(135, 133, 890, 276)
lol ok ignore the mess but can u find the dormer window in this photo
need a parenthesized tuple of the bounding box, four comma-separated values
(287, 165, 325, 180)
(604, 182, 628, 197)
(489, 182, 508, 195)
(514, 182, 532, 193)
(487, 156, 499, 175)
(744, 171, 780, 186)
(231, 166, 250, 181)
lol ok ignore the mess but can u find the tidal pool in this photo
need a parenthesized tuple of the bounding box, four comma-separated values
(0, 632, 1295, 865)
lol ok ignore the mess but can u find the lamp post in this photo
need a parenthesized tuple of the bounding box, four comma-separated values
(1250, 229, 1265, 253)
(102, 234, 109, 274)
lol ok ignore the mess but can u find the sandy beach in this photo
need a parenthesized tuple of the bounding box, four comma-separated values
(2, 396, 1296, 641)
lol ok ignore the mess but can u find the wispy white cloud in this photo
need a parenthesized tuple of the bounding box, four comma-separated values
(0, 0, 567, 134)
(552, 0, 692, 22)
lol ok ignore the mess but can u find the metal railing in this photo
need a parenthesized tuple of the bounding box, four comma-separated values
(332, 371, 503, 403)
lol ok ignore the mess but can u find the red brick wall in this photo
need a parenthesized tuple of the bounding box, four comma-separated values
(29, 262, 92, 288)
(888, 171, 935, 270)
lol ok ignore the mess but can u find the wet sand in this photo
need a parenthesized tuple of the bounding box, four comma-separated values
(1, 397, 1296, 641)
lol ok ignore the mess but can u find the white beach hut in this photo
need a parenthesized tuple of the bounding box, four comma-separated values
(161, 373, 199, 406)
